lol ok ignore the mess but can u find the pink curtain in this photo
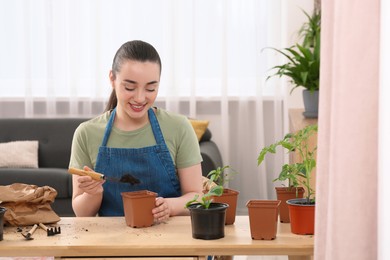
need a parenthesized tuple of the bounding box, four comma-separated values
(315, 0, 380, 259)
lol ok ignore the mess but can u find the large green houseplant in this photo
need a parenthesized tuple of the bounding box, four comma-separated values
(266, 9, 321, 118)
(257, 124, 318, 234)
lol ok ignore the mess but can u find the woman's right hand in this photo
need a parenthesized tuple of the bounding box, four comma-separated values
(72, 166, 105, 217)
(76, 166, 105, 195)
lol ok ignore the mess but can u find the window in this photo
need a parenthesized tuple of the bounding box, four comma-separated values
(0, 0, 282, 99)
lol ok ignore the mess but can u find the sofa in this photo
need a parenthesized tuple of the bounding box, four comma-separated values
(0, 118, 223, 217)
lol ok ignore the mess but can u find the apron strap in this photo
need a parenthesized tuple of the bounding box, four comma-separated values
(148, 108, 166, 145)
(101, 108, 116, 146)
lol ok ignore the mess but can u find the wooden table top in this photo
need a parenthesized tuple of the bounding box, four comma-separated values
(0, 216, 313, 257)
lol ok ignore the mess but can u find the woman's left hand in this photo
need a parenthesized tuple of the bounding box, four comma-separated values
(152, 197, 171, 223)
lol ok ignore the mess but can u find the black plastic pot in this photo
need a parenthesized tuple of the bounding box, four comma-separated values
(187, 202, 229, 240)
(0, 207, 6, 241)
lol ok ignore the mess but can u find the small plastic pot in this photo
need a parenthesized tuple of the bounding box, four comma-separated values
(187, 202, 229, 240)
(121, 190, 157, 228)
(287, 198, 315, 235)
(246, 200, 280, 240)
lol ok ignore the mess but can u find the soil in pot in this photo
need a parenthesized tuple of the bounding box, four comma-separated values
(287, 198, 315, 235)
(121, 190, 157, 228)
(187, 202, 229, 240)
(275, 187, 304, 223)
(246, 200, 280, 240)
(0, 207, 6, 241)
(211, 188, 239, 225)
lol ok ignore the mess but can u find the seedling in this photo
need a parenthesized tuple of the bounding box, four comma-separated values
(185, 165, 236, 209)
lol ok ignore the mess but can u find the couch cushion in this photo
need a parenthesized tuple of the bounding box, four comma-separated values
(0, 140, 39, 168)
(0, 168, 72, 199)
(189, 119, 210, 141)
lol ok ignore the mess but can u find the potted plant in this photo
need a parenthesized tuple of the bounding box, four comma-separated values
(257, 136, 305, 224)
(205, 165, 239, 225)
(266, 9, 321, 118)
(185, 166, 231, 240)
(121, 190, 157, 228)
(257, 124, 318, 234)
(246, 200, 281, 240)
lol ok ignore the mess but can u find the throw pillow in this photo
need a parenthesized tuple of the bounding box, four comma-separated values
(0, 140, 39, 168)
(189, 119, 209, 141)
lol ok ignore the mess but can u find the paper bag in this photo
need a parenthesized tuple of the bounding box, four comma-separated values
(0, 183, 60, 226)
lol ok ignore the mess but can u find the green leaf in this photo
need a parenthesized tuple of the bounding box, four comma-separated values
(208, 185, 224, 197)
(257, 150, 267, 165)
(185, 194, 200, 208)
(280, 141, 294, 151)
(265, 35, 320, 92)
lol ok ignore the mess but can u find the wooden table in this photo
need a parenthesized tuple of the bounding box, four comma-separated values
(0, 216, 313, 260)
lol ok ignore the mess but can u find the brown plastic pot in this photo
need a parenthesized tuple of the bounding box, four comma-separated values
(246, 200, 280, 240)
(275, 187, 304, 223)
(287, 198, 315, 235)
(211, 188, 239, 225)
(121, 190, 157, 228)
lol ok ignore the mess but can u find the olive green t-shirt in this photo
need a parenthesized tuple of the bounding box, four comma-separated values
(69, 108, 202, 172)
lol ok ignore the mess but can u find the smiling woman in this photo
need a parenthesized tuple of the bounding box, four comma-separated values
(70, 40, 204, 220)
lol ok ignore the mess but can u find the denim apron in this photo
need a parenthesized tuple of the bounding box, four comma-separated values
(95, 108, 181, 216)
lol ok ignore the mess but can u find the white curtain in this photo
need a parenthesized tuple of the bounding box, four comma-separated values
(379, 0, 390, 258)
(315, 0, 380, 259)
(0, 0, 287, 212)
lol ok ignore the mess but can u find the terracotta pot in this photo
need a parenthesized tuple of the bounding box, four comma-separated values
(187, 202, 229, 240)
(121, 190, 157, 228)
(0, 207, 6, 241)
(246, 200, 280, 240)
(211, 188, 239, 225)
(275, 187, 304, 223)
(287, 198, 315, 235)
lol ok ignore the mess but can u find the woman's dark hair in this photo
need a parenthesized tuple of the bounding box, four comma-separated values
(105, 40, 162, 112)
